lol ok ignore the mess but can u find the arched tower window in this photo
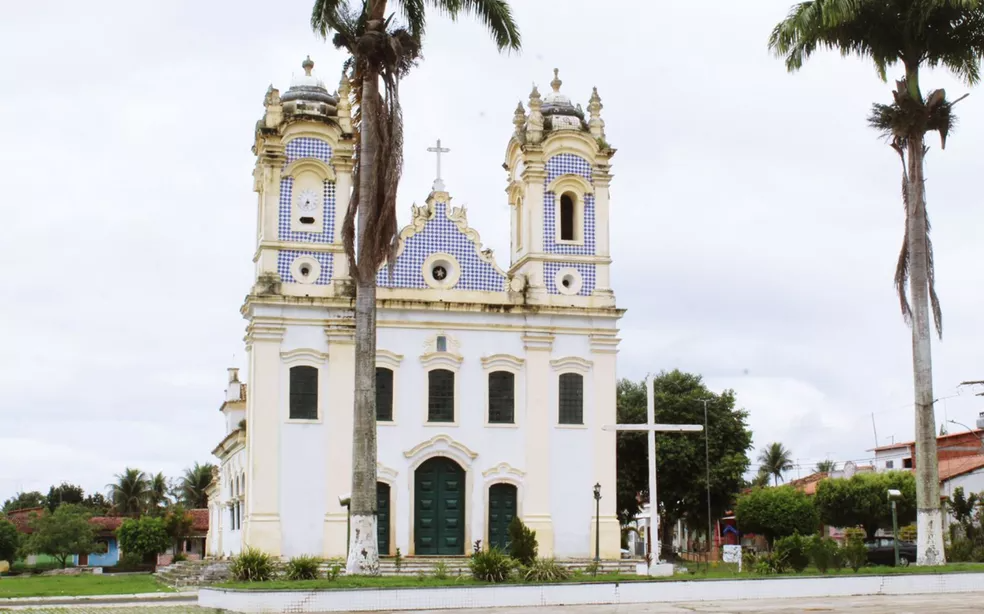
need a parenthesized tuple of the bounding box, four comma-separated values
(515, 198, 524, 251)
(560, 193, 576, 241)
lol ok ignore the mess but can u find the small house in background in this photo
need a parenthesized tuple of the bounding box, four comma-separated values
(157, 509, 210, 567)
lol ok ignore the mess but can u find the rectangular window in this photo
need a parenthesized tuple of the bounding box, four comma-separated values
(558, 373, 584, 425)
(885, 460, 894, 469)
(289, 366, 319, 420)
(428, 369, 455, 422)
(437, 336, 448, 352)
(903, 458, 913, 469)
(488, 371, 515, 424)
(376, 367, 394, 422)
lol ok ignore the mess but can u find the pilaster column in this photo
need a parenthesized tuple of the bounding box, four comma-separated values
(243, 318, 285, 556)
(323, 320, 355, 557)
(331, 154, 354, 283)
(522, 161, 548, 302)
(254, 139, 285, 279)
(591, 165, 613, 297)
(522, 331, 555, 556)
(590, 333, 621, 559)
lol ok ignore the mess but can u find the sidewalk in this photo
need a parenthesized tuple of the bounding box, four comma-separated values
(0, 591, 197, 611)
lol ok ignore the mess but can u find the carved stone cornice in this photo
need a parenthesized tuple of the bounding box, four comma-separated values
(522, 332, 555, 351)
(324, 319, 355, 345)
(589, 334, 620, 354)
(245, 319, 286, 345)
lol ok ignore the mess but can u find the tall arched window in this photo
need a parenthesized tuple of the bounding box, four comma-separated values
(376, 367, 394, 422)
(560, 193, 576, 241)
(558, 372, 583, 425)
(289, 366, 319, 420)
(488, 371, 515, 424)
(428, 369, 455, 422)
(515, 198, 524, 250)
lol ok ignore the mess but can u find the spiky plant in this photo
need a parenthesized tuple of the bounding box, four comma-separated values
(310, 0, 521, 576)
(769, 0, 984, 565)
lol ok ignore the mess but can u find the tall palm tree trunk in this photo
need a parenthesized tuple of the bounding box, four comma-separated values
(346, 58, 381, 575)
(907, 134, 945, 566)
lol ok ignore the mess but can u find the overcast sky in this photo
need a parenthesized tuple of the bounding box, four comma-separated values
(2, 0, 982, 502)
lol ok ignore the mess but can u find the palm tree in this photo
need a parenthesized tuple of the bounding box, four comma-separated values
(148, 472, 170, 515)
(311, 0, 520, 575)
(179, 463, 215, 509)
(108, 468, 150, 516)
(758, 443, 794, 487)
(750, 467, 772, 488)
(769, 0, 984, 566)
(815, 459, 836, 473)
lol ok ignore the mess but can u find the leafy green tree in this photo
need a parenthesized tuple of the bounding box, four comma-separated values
(2, 491, 46, 513)
(814, 471, 916, 539)
(108, 468, 150, 516)
(749, 468, 772, 489)
(178, 463, 215, 508)
(45, 483, 85, 512)
(21, 504, 97, 568)
(735, 486, 819, 546)
(815, 459, 836, 473)
(616, 371, 753, 549)
(117, 516, 169, 563)
(148, 472, 170, 515)
(758, 442, 794, 486)
(163, 505, 193, 555)
(947, 487, 981, 541)
(310, 0, 520, 575)
(0, 517, 20, 562)
(82, 493, 110, 515)
(769, 0, 984, 566)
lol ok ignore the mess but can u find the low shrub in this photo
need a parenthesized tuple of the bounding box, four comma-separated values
(508, 517, 538, 566)
(841, 528, 868, 572)
(469, 548, 514, 583)
(583, 560, 601, 576)
(394, 547, 403, 573)
(754, 550, 789, 575)
(899, 524, 917, 543)
(432, 560, 449, 580)
(285, 555, 322, 581)
(741, 548, 758, 573)
(230, 547, 275, 582)
(523, 558, 570, 583)
(774, 533, 810, 572)
(325, 558, 343, 581)
(171, 552, 188, 564)
(808, 536, 840, 573)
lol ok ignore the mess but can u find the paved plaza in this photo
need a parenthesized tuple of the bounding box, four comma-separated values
(3, 592, 984, 613)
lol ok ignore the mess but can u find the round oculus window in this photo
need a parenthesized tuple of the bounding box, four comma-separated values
(421, 253, 461, 289)
(554, 267, 583, 296)
(290, 256, 321, 285)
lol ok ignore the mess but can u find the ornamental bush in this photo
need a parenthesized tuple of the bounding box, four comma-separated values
(773, 533, 810, 572)
(285, 555, 322, 580)
(522, 557, 570, 583)
(230, 547, 276, 582)
(507, 517, 538, 566)
(734, 486, 819, 546)
(469, 548, 514, 583)
(808, 535, 840, 573)
(841, 528, 868, 572)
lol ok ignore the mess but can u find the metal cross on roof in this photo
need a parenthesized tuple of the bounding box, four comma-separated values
(427, 138, 450, 191)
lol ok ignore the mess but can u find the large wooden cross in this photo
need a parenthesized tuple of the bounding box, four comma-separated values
(603, 375, 703, 564)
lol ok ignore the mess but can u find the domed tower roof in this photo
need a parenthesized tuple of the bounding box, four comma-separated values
(281, 56, 338, 117)
(540, 69, 585, 131)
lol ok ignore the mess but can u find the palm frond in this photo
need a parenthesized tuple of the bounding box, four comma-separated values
(427, 0, 521, 50)
(394, 0, 426, 42)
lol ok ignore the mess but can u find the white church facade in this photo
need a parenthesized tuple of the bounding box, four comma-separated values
(206, 58, 623, 560)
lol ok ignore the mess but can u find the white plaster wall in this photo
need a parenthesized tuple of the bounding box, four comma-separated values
(549, 333, 595, 556)
(217, 448, 246, 557)
(225, 408, 246, 434)
(279, 323, 329, 557)
(942, 469, 984, 500)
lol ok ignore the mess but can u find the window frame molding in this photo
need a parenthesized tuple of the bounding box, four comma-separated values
(481, 354, 524, 428)
(421, 353, 462, 426)
(481, 463, 525, 552)
(551, 356, 592, 428)
(376, 350, 404, 425)
(548, 174, 593, 246)
(282, 349, 328, 424)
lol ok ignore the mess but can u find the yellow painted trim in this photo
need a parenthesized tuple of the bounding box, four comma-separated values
(482, 462, 526, 480)
(404, 434, 478, 461)
(480, 354, 525, 370)
(550, 356, 593, 373)
(280, 348, 329, 364)
(282, 157, 336, 182)
(547, 174, 594, 196)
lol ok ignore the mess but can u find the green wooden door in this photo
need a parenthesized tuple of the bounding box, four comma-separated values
(414, 457, 465, 555)
(377, 482, 390, 556)
(488, 483, 517, 551)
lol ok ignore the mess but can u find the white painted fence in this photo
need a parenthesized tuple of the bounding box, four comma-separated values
(199, 572, 984, 613)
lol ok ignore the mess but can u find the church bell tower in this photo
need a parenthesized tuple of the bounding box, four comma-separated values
(504, 69, 615, 307)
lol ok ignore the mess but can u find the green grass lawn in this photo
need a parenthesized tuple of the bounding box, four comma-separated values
(219, 563, 984, 591)
(0, 574, 173, 599)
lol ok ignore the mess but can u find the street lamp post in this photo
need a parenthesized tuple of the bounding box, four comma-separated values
(702, 399, 712, 559)
(593, 483, 601, 562)
(888, 489, 902, 567)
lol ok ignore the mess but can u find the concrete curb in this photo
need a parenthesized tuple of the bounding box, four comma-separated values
(200, 572, 984, 613)
(0, 591, 197, 608)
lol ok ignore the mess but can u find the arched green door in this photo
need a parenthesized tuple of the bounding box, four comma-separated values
(414, 457, 465, 555)
(377, 482, 391, 556)
(488, 483, 517, 551)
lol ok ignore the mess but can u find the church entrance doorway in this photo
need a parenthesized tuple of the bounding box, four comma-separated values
(487, 483, 517, 551)
(414, 456, 465, 555)
(377, 482, 391, 556)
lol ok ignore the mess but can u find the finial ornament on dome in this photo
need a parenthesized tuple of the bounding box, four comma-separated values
(302, 55, 315, 76)
(551, 68, 562, 93)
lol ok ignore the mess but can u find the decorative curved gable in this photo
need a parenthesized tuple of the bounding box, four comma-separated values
(377, 195, 508, 292)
